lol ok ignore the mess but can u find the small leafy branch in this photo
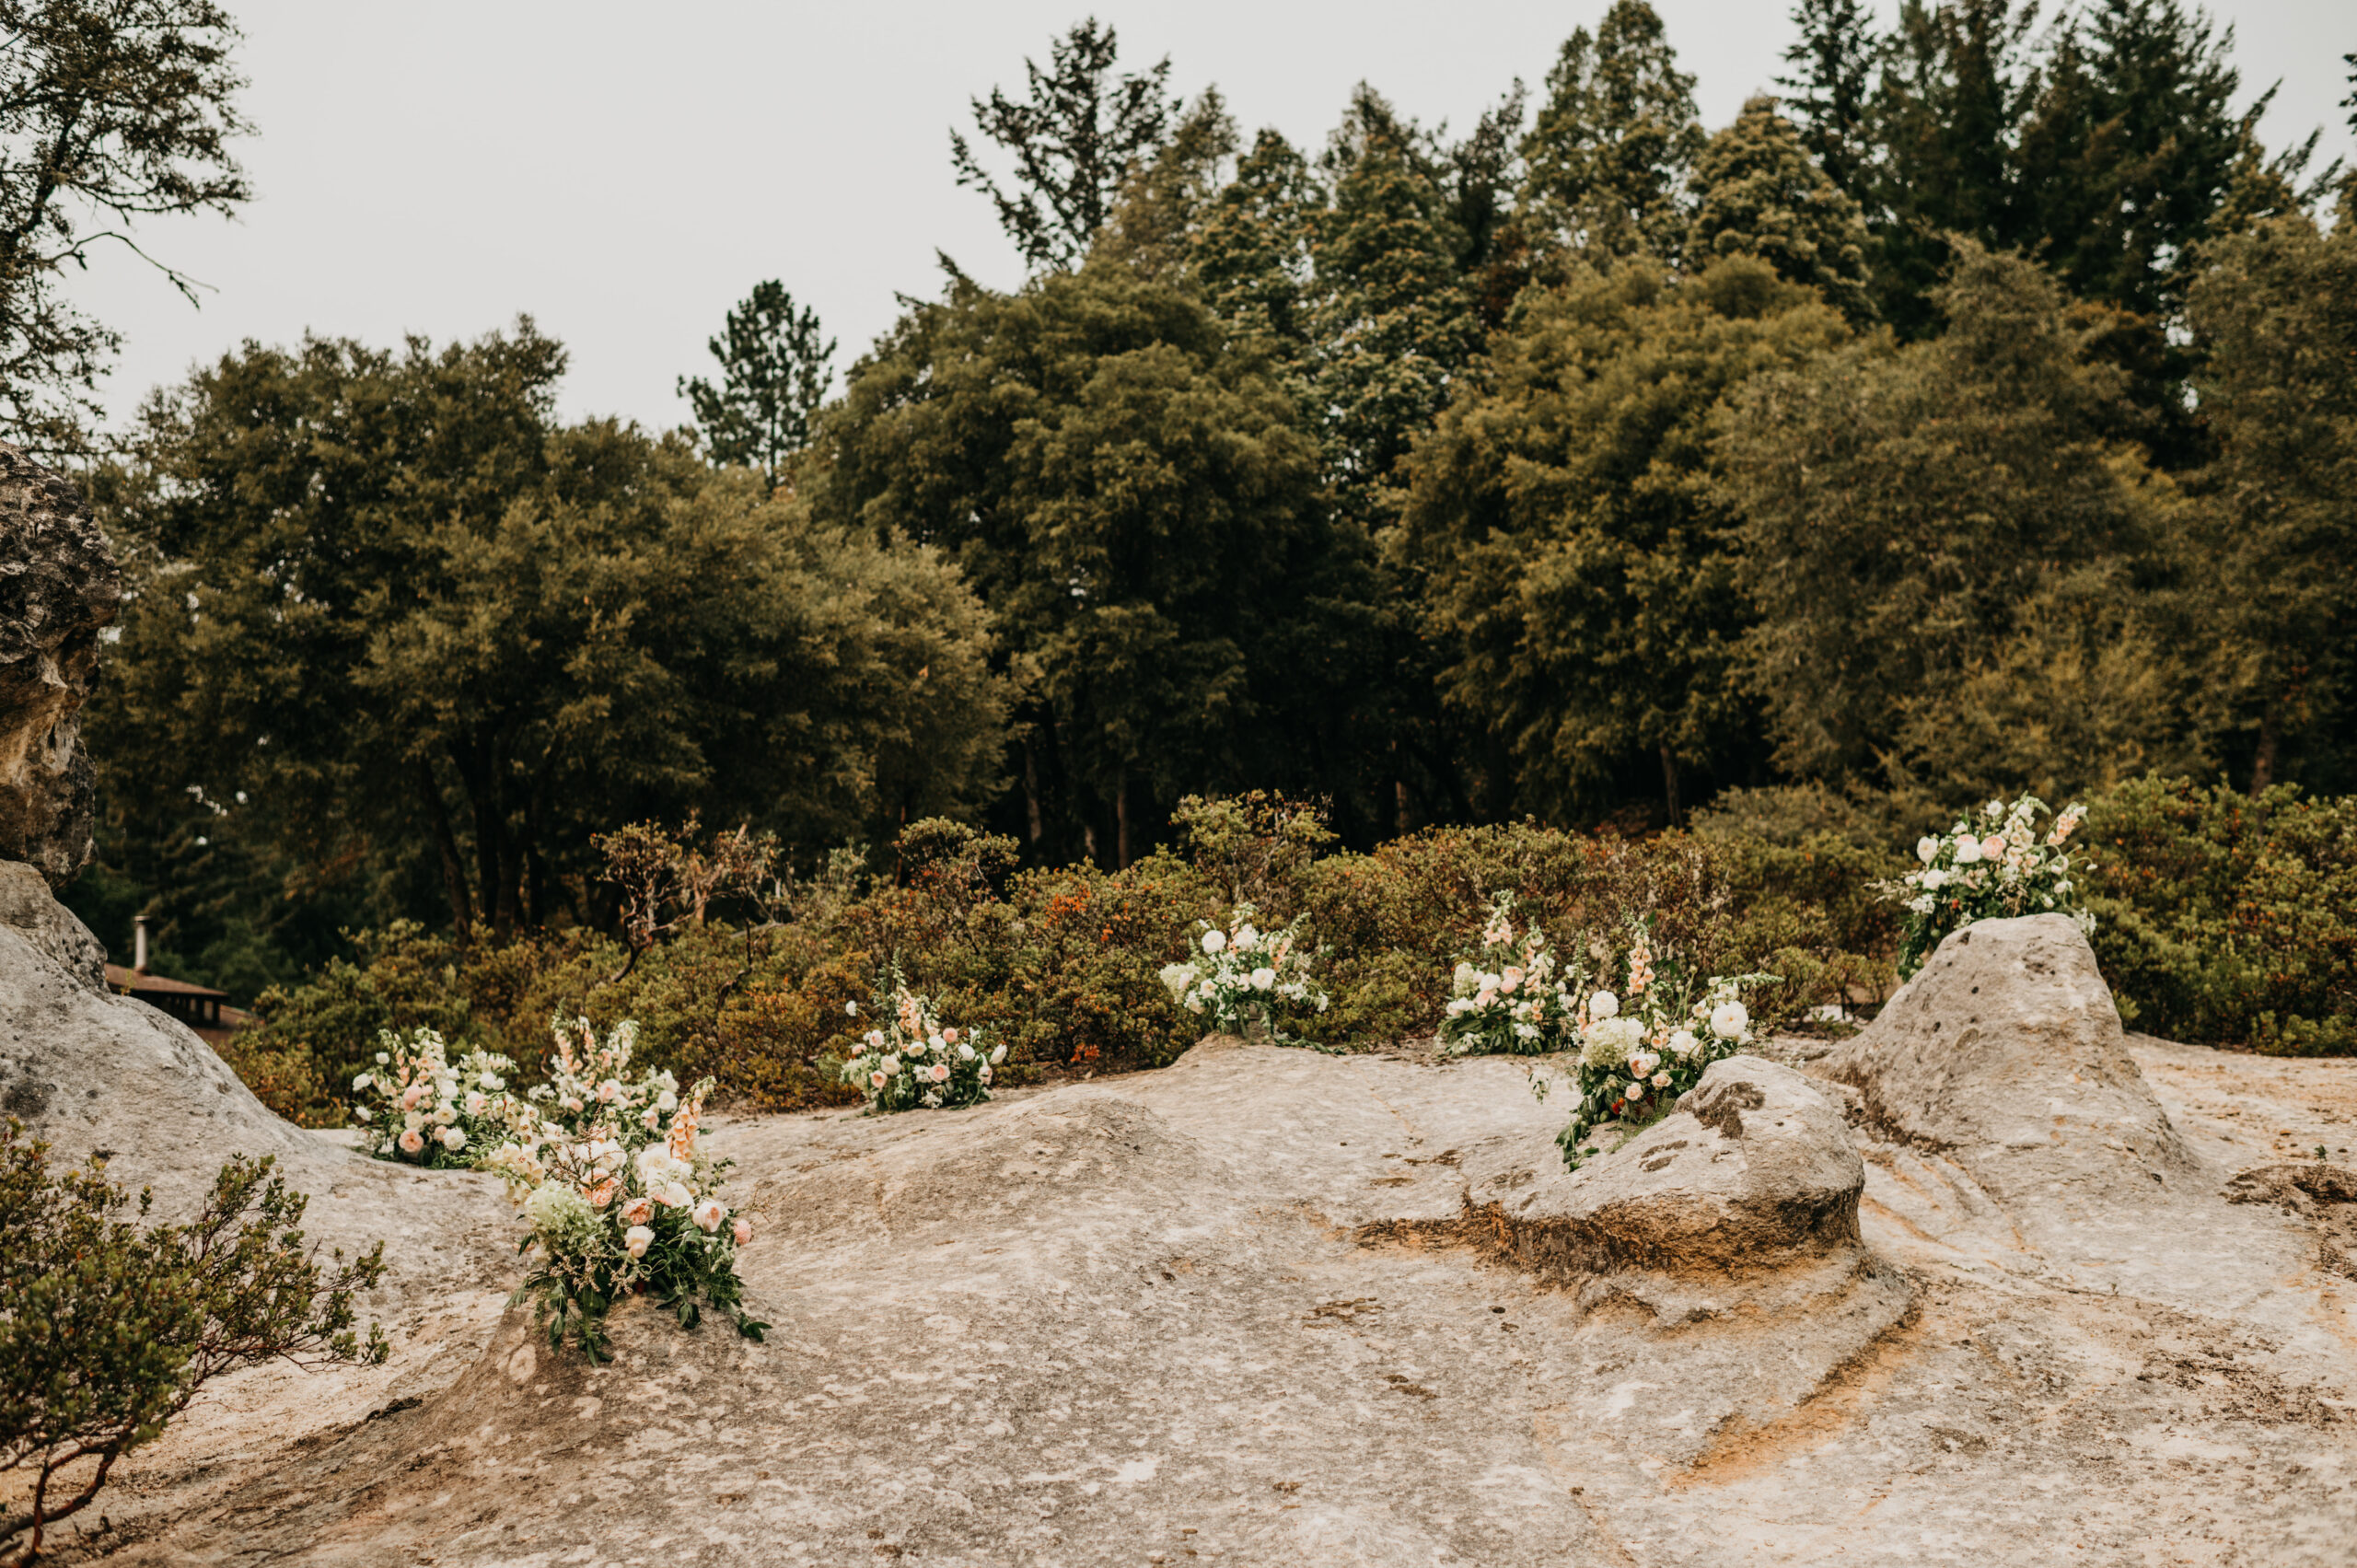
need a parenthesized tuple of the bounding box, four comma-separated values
(593, 815, 781, 987)
(0, 1123, 387, 1565)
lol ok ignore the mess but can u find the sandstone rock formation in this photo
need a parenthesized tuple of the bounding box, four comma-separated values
(0, 443, 118, 890)
(0, 885, 2346, 1564)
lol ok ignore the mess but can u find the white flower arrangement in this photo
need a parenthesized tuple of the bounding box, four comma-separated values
(493, 1016, 762, 1360)
(1883, 795, 2094, 977)
(1535, 919, 1776, 1170)
(1158, 902, 1329, 1044)
(839, 965, 997, 1113)
(1439, 892, 1574, 1057)
(349, 1028, 531, 1168)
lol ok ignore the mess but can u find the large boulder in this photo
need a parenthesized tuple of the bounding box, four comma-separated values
(1812, 912, 2197, 1212)
(1459, 1054, 1870, 1281)
(0, 443, 117, 891)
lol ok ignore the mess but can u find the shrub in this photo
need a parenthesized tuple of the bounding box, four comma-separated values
(0, 1124, 387, 1563)
(2087, 777, 2357, 1053)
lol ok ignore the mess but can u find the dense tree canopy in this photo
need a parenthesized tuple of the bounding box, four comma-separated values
(43, 0, 2357, 991)
(90, 323, 1004, 941)
(1400, 257, 1851, 822)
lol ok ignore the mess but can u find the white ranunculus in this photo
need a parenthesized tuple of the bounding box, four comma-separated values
(1710, 1001, 1749, 1040)
(1250, 967, 1276, 991)
(1589, 991, 1620, 1021)
(1953, 837, 1982, 865)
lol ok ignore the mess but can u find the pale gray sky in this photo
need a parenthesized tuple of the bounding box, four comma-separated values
(73, 0, 2356, 436)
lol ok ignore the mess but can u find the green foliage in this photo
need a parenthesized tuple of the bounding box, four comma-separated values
(2084, 778, 2357, 1055)
(951, 18, 1178, 271)
(1721, 242, 2201, 800)
(91, 324, 1005, 943)
(1519, 0, 1705, 264)
(0, 1128, 386, 1562)
(0, 0, 251, 459)
(1399, 255, 1851, 823)
(2186, 215, 2357, 796)
(808, 263, 1387, 858)
(1687, 95, 1873, 322)
(679, 280, 835, 487)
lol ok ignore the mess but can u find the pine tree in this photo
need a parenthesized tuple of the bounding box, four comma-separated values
(1868, 0, 2038, 335)
(950, 18, 1178, 271)
(1308, 87, 1477, 522)
(1519, 0, 1705, 264)
(1190, 128, 1321, 370)
(2016, 0, 2247, 320)
(1688, 95, 1874, 321)
(1776, 0, 1881, 204)
(678, 281, 835, 488)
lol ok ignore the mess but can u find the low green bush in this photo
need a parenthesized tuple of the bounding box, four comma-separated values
(0, 1124, 387, 1562)
(2087, 777, 2357, 1054)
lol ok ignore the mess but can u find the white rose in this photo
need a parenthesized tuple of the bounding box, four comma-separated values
(374, 1051, 390, 1065)
(846, 1000, 860, 1016)
(958, 1043, 975, 1061)
(1953, 837, 1982, 865)
(1629, 1051, 1661, 1080)
(1711, 1001, 1749, 1040)
(353, 1072, 374, 1093)
(1668, 1028, 1699, 1057)
(624, 1224, 655, 1259)
(1202, 930, 1226, 955)
(1589, 991, 1620, 1021)
(1922, 868, 1949, 890)
(1250, 968, 1276, 991)
(691, 1198, 727, 1233)
(661, 1180, 692, 1209)
(880, 1054, 900, 1074)
(656, 1089, 678, 1112)
(1917, 836, 1939, 864)
(990, 1044, 1007, 1064)
(440, 1126, 467, 1152)
(1652, 1072, 1672, 1088)
(1235, 924, 1260, 951)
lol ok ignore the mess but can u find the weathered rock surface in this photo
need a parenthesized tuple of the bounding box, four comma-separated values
(1, 893, 2351, 1566)
(0, 444, 118, 889)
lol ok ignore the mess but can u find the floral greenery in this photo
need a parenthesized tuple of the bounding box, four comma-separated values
(1438, 892, 1573, 1056)
(840, 965, 1004, 1111)
(1883, 795, 2093, 977)
(1538, 919, 1776, 1169)
(485, 1017, 765, 1362)
(1157, 902, 1330, 1043)
(0, 1123, 387, 1564)
(349, 1028, 530, 1167)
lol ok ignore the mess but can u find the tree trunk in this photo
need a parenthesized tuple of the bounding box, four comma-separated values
(418, 760, 474, 938)
(1659, 741, 1683, 829)
(1020, 737, 1046, 849)
(1115, 764, 1131, 870)
(2251, 704, 2281, 796)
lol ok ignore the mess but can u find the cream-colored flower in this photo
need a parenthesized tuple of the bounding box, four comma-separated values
(624, 1224, 655, 1259)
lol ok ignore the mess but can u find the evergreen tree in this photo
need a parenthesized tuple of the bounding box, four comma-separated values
(1190, 127, 1320, 366)
(950, 17, 1178, 271)
(1093, 90, 1237, 279)
(807, 266, 1391, 861)
(1688, 95, 1875, 321)
(1720, 243, 2201, 800)
(1519, 0, 1705, 264)
(2187, 215, 2357, 794)
(678, 281, 835, 489)
(1868, 0, 2038, 336)
(1444, 84, 1532, 327)
(1399, 257, 1852, 824)
(1308, 87, 1478, 526)
(2016, 0, 2246, 320)
(1776, 0, 1881, 204)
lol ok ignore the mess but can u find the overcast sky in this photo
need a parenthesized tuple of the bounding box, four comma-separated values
(73, 0, 2355, 436)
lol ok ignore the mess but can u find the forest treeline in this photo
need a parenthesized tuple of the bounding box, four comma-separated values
(58, 0, 2357, 994)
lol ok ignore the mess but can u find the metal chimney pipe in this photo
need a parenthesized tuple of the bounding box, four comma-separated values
(133, 913, 149, 973)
